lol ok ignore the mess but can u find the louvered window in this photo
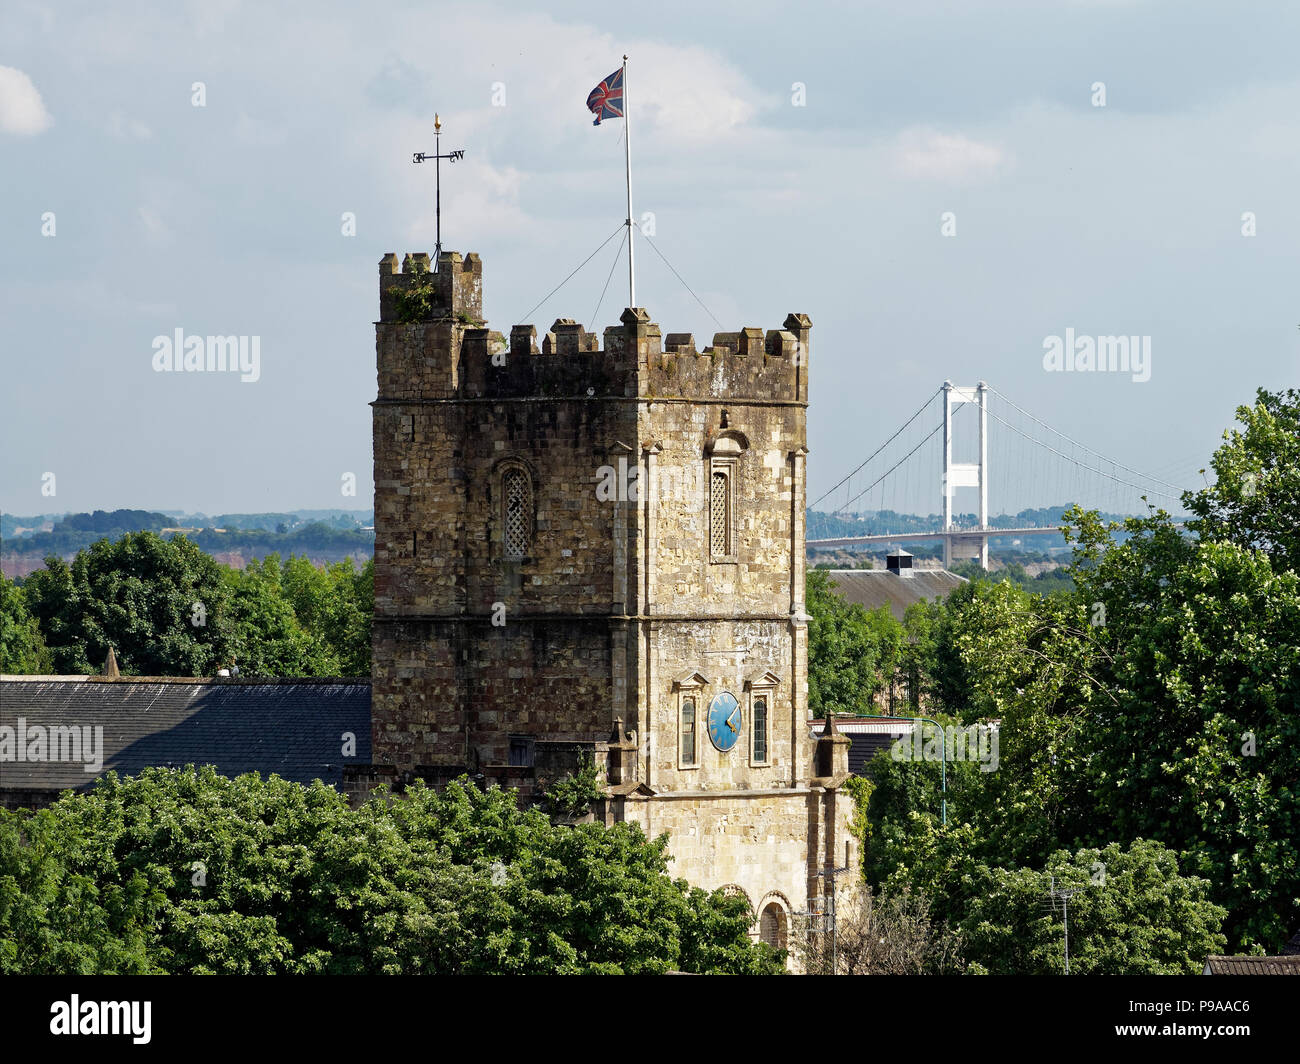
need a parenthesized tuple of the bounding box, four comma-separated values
(503, 468, 531, 557)
(710, 470, 729, 556)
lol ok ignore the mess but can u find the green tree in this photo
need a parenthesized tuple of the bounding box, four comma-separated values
(1069, 507, 1300, 950)
(1184, 386, 1300, 575)
(0, 767, 783, 975)
(22, 532, 232, 675)
(806, 569, 904, 715)
(542, 754, 604, 821)
(0, 573, 53, 673)
(958, 840, 1226, 975)
(0, 808, 159, 974)
(18, 537, 370, 678)
(279, 555, 372, 675)
(860, 383, 1300, 957)
(221, 558, 337, 676)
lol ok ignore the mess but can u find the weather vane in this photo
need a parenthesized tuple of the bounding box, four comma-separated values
(411, 113, 465, 272)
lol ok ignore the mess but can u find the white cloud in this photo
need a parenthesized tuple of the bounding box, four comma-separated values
(406, 160, 528, 243)
(892, 127, 1007, 181)
(0, 65, 52, 134)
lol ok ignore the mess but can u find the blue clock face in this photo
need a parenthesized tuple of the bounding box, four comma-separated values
(707, 692, 742, 753)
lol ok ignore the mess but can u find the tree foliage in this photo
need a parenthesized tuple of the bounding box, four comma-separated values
(0, 767, 784, 975)
(958, 840, 1226, 975)
(0, 573, 52, 673)
(806, 569, 904, 715)
(22, 532, 231, 675)
(797, 884, 966, 975)
(16, 534, 373, 677)
(1184, 386, 1300, 574)
(852, 387, 1300, 963)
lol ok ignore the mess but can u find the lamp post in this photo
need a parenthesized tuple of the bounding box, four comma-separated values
(814, 863, 853, 973)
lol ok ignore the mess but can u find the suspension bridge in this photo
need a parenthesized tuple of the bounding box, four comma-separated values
(808, 381, 1197, 569)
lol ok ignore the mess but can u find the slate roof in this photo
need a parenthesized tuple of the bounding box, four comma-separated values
(0, 676, 371, 796)
(822, 568, 967, 621)
(1202, 955, 1300, 975)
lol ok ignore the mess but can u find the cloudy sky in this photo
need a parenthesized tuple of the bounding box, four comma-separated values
(2, 0, 1297, 520)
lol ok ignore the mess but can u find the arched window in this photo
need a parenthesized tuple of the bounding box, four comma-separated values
(706, 430, 746, 562)
(759, 903, 787, 950)
(745, 669, 780, 767)
(502, 467, 531, 558)
(681, 696, 697, 766)
(672, 669, 708, 770)
(752, 695, 768, 763)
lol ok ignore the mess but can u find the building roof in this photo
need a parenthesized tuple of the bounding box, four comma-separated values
(821, 568, 967, 621)
(1202, 955, 1300, 975)
(0, 676, 371, 797)
(809, 717, 915, 776)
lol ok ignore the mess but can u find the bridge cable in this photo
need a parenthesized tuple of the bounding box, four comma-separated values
(984, 407, 1185, 503)
(988, 386, 1188, 494)
(835, 402, 967, 515)
(811, 387, 942, 511)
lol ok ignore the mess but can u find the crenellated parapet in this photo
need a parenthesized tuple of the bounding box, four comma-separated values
(377, 252, 810, 404)
(378, 250, 483, 324)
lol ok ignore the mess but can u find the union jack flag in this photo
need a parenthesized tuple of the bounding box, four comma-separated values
(586, 67, 623, 125)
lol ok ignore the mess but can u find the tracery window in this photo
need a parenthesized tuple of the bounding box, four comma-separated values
(707, 432, 745, 562)
(503, 467, 531, 558)
(710, 469, 730, 557)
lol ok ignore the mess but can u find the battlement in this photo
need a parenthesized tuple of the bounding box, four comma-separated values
(378, 250, 483, 323)
(376, 252, 809, 403)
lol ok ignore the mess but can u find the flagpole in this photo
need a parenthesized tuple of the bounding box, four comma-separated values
(623, 54, 636, 309)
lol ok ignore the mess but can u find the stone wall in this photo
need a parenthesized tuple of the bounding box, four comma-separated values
(369, 250, 855, 946)
(608, 780, 859, 954)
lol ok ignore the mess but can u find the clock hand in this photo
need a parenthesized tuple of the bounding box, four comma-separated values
(726, 708, 739, 731)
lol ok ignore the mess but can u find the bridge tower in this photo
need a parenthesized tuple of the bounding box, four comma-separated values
(941, 380, 989, 570)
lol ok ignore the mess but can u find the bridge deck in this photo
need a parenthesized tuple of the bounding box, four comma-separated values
(808, 527, 1065, 548)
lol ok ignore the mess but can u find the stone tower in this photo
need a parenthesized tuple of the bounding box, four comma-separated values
(364, 250, 854, 945)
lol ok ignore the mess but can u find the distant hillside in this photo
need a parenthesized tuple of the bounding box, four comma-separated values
(1, 512, 66, 539)
(2, 509, 374, 579)
(806, 505, 1157, 553)
(6, 504, 1152, 580)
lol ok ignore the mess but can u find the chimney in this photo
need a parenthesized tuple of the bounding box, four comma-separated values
(102, 647, 120, 678)
(886, 549, 914, 578)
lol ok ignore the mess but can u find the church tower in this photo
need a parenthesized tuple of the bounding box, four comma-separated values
(363, 250, 855, 946)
